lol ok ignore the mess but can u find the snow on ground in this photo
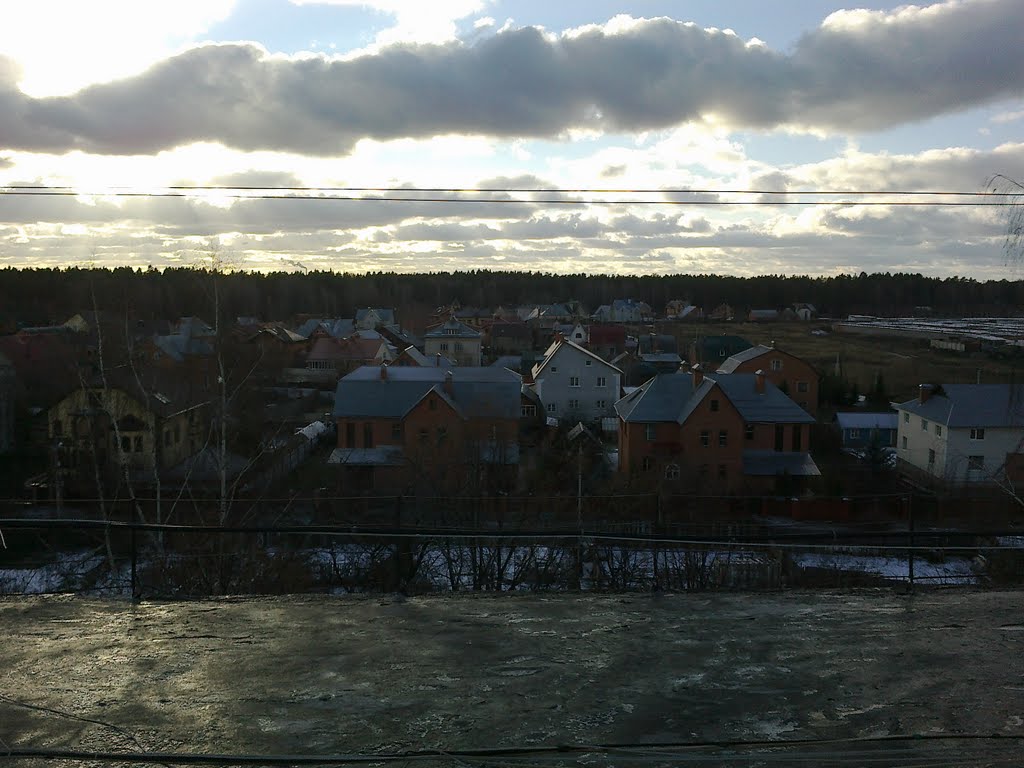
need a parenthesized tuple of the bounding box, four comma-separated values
(792, 552, 977, 584)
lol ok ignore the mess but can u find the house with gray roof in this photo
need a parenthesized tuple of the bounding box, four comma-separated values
(614, 367, 817, 491)
(355, 308, 396, 330)
(895, 383, 1024, 486)
(330, 365, 522, 493)
(424, 318, 482, 367)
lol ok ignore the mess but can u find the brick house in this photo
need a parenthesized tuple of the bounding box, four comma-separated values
(614, 367, 818, 493)
(717, 344, 819, 415)
(330, 365, 522, 493)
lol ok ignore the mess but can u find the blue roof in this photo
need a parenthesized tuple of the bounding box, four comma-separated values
(742, 450, 821, 476)
(424, 318, 481, 338)
(834, 412, 898, 430)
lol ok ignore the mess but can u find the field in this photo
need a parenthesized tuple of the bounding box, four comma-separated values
(671, 320, 1024, 404)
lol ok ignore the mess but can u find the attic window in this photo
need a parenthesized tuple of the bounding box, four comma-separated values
(710, 399, 719, 412)
(550, 366, 557, 373)
(585, 359, 592, 366)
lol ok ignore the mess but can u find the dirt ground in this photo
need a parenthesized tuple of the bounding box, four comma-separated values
(2, 590, 1024, 765)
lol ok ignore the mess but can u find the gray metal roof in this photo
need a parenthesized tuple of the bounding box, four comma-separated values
(716, 344, 773, 373)
(327, 447, 406, 466)
(614, 371, 814, 425)
(532, 338, 622, 379)
(711, 374, 814, 424)
(834, 412, 899, 430)
(896, 384, 1024, 428)
(334, 366, 522, 420)
(742, 450, 821, 476)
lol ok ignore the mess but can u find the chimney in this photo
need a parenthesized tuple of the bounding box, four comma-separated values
(770, 339, 776, 348)
(919, 383, 934, 403)
(755, 368, 766, 394)
(435, 352, 442, 367)
(380, 363, 388, 380)
(444, 370, 454, 396)
(678, 359, 690, 374)
(692, 363, 704, 388)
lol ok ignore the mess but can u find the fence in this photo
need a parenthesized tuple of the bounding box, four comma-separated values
(2, 512, 1023, 598)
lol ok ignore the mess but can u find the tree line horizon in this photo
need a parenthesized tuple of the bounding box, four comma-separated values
(2, 266, 1023, 327)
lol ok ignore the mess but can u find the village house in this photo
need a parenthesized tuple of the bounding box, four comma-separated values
(355, 308, 397, 331)
(834, 412, 898, 452)
(586, 325, 628, 361)
(487, 321, 534, 357)
(330, 365, 523, 494)
(689, 335, 752, 365)
(895, 383, 1024, 487)
(423, 317, 483, 367)
(614, 366, 818, 492)
(47, 373, 208, 492)
(530, 338, 622, 424)
(717, 343, 819, 415)
(305, 336, 394, 376)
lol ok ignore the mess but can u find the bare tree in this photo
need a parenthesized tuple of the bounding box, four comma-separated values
(988, 174, 1024, 266)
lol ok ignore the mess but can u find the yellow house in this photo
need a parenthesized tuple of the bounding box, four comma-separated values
(48, 379, 207, 487)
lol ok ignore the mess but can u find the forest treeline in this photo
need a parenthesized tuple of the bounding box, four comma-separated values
(2, 267, 1023, 329)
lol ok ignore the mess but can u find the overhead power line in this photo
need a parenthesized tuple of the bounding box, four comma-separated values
(0, 184, 1021, 206)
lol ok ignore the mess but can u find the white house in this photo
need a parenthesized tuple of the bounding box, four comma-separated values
(530, 338, 622, 423)
(895, 383, 1024, 485)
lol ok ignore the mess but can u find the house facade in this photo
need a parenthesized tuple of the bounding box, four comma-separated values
(530, 339, 622, 424)
(330, 365, 522, 493)
(0, 351, 14, 453)
(717, 344, 819, 415)
(835, 412, 898, 451)
(895, 384, 1024, 486)
(614, 368, 817, 492)
(424, 318, 483, 367)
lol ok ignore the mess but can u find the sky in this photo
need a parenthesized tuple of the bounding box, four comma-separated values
(1, 0, 1023, 278)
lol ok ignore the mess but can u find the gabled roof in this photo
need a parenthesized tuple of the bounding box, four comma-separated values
(896, 384, 1024, 428)
(717, 344, 774, 372)
(742, 451, 821, 476)
(531, 338, 623, 379)
(334, 366, 522, 421)
(424, 317, 482, 339)
(615, 371, 814, 425)
(307, 336, 386, 362)
(397, 346, 454, 368)
(355, 308, 396, 326)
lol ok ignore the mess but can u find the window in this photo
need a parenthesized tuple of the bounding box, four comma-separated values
(437, 426, 448, 443)
(921, 418, 928, 431)
(745, 424, 754, 440)
(346, 422, 355, 447)
(569, 376, 580, 387)
(901, 435, 908, 449)
(550, 366, 557, 373)
(718, 464, 727, 479)
(718, 430, 728, 447)
(121, 436, 130, 453)
(363, 423, 374, 448)
(444, 328, 457, 335)
(645, 424, 656, 441)
(771, 358, 783, 371)
(596, 376, 607, 387)
(521, 404, 537, 417)
(968, 455, 984, 471)
(568, 399, 580, 410)
(134, 435, 144, 452)
(391, 423, 403, 440)
(970, 428, 985, 440)
(641, 456, 654, 471)
(797, 381, 809, 393)
(585, 359, 592, 366)
(928, 448, 935, 466)
(935, 425, 942, 437)
(792, 424, 802, 452)
(547, 403, 556, 413)
(596, 400, 606, 409)
(904, 412, 910, 423)
(429, 398, 437, 411)
(418, 428, 429, 444)
(710, 399, 719, 412)
(775, 424, 785, 451)
(700, 430, 710, 447)
(850, 428, 860, 440)
(665, 463, 680, 480)
(454, 342, 463, 352)
(439, 342, 449, 351)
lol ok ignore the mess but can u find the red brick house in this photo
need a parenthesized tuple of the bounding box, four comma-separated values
(330, 365, 522, 494)
(717, 344, 820, 415)
(615, 366, 818, 493)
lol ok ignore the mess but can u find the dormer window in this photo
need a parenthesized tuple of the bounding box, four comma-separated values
(444, 328, 457, 335)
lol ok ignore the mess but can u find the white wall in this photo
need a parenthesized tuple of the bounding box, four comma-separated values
(535, 344, 620, 423)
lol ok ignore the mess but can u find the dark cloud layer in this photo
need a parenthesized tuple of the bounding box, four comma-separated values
(1, 0, 1021, 155)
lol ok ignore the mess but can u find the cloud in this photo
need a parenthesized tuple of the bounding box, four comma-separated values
(1, 0, 1022, 155)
